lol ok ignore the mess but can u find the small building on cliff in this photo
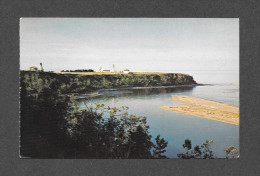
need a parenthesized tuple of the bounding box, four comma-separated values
(29, 66, 38, 71)
(123, 69, 130, 74)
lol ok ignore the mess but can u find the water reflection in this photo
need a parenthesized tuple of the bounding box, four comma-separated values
(99, 85, 196, 99)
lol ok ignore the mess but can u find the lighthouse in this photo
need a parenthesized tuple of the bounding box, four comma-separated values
(112, 64, 115, 73)
(40, 63, 44, 72)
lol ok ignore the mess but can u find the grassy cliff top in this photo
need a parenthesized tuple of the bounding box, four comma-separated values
(52, 71, 192, 76)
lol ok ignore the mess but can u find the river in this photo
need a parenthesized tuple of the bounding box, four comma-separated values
(77, 83, 239, 158)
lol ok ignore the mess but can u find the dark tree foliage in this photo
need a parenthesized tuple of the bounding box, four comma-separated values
(20, 72, 168, 158)
(20, 75, 71, 158)
(177, 139, 214, 159)
(61, 69, 94, 72)
(63, 100, 169, 159)
(153, 135, 168, 159)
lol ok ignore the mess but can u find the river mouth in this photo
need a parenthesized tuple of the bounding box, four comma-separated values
(76, 84, 239, 158)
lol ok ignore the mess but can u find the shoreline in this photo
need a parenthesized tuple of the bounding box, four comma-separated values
(160, 95, 239, 125)
(73, 84, 201, 99)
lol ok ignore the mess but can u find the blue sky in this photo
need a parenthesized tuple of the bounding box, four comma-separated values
(20, 18, 239, 83)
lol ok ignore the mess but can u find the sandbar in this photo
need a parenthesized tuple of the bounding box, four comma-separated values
(160, 95, 239, 125)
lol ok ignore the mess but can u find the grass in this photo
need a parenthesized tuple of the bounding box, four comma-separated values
(54, 71, 191, 76)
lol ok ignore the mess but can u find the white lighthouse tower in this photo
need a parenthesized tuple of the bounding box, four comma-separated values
(112, 64, 115, 73)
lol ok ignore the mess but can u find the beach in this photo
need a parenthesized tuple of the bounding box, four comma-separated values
(160, 95, 239, 125)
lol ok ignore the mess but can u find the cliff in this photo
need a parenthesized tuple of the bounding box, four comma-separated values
(20, 71, 197, 95)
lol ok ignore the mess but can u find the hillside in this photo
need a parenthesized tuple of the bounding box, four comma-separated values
(20, 71, 197, 95)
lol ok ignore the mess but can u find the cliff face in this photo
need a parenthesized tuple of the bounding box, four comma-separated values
(20, 71, 197, 94)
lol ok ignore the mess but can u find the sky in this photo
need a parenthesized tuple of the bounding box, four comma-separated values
(20, 18, 239, 84)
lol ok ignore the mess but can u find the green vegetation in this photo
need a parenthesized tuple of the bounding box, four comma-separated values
(177, 139, 214, 159)
(20, 72, 168, 158)
(20, 71, 197, 95)
(225, 145, 239, 159)
(177, 140, 239, 159)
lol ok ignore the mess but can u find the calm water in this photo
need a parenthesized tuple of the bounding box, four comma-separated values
(78, 84, 239, 158)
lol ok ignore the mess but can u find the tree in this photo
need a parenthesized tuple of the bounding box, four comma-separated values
(225, 145, 239, 159)
(63, 99, 169, 159)
(153, 135, 168, 158)
(20, 78, 70, 158)
(177, 139, 214, 159)
(20, 71, 174, 158)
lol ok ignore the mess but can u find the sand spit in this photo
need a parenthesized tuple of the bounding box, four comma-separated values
(160, 95, 239, 125)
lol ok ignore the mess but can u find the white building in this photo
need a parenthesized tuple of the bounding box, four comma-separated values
(123, 69, 130, 74)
